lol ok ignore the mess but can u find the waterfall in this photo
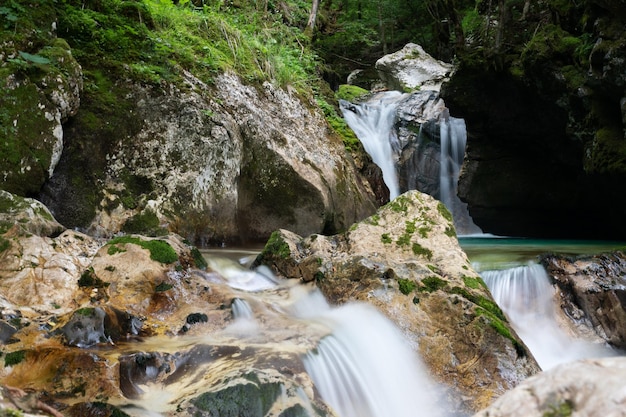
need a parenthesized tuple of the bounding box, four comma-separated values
(438, 116, 481, 235)
(296, 290, 443, 417)
(340, 91, 481, 235)
(231, 298, 254, 320)
(481, 263, 615, 370)
(340, 92, 405, 199)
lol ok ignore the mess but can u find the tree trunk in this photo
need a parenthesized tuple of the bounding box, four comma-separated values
(306, 0, 321, 37)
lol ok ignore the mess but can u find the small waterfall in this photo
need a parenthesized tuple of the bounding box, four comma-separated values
(297, 290, 443, 417)
(231, 298, 254, 320)
(482, 263, 614, 370)
(340, 92, 405, 199)
(439, 116, 481, 235)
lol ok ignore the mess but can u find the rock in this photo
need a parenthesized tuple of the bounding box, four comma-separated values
(473, 357, 626, 417)
(0, 190, 65, 237)
(255, 190, 540, 414)
(41, 71, 377, 245)
(541, 251, 626, 349)
(0, 38, 83, 196)
(375, 43, 454, 92)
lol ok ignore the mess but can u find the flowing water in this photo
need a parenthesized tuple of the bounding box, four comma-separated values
(340, 92, 405, 200)
(340, 92, 480, 235)
(462, 236, 625, 370)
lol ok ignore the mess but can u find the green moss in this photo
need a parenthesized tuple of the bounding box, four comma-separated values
(4, 350, 26, 366)
(386, 195, 410, 214)
(155, 282, 173, 292)
(412, 243, 433, 259)
(191, 378, 282, 416)
(122, 209, 166, 237)
(396, 234, 411, 246)
(75, 307, 96, 317)
(444, 225, 456, 237)
(335, 84, 369, 102)
(0, 407, 25, 416)
(190, 246, 208, 270)
(398, 278, 417, 295)
(475, 307, 526, 356)
(381, 233, 392, 244)
(450, 286, 506, 321)
(463, 275, 488, 290)
(418, 226, 431, 238)
(419, 276, 447, 293)
(78, 267, 109, 288)
(106, 236, 178, 264)
(0, 236, 10, 253)
(436, 202, 453, 223)
(543, 399, 574, 417)
(259, 231, 291, 260)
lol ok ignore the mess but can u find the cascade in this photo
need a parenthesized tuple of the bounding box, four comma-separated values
(295, 290, 443, 417)
(481, 263, 615, 370)
(340, 91, 481, 235)
(339, 92, 405, 200)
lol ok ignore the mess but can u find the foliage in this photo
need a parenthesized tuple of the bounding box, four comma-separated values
(106, 235, 178, 264)
(259, 231, 291, 260)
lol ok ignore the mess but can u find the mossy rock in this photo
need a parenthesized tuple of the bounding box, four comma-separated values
(106, 236, 178, 264)
(191, 378, 283, 417)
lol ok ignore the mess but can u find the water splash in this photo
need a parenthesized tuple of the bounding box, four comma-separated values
(297, 290, 443, 417)
(482, 263, 615, 370)
(340, 92, 406, 200)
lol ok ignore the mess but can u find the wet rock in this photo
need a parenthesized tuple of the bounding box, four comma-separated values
(473, 357, 626, 417)
(60, 306, 143, 348)
(255, 190, 540, 414)
(541, 251, 626, 349)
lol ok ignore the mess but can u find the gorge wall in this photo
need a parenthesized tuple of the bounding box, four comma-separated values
(440, 0, 626, 239)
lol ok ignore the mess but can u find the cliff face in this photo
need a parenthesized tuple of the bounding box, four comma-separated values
(441, 0, 626, 239)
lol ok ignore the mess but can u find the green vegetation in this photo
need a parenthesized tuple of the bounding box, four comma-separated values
(419, 276, 447, 293)
(190, 246, 208, 270)
(398, 278, 417, 295)
(381, 233, 392, 244)
(335, 84, 369, 102)
(463, 275, 488, 290)
(122, 209, 167, 236)
(78, 267, 109, 288)
(106, 236, 178, 264)
(0, 236, 10, 253)
(411, 243, 433, 259)
(258, 231, 291, 261)
(4, 350, 26, 366)
(543, 399, 574, 417)
(155, 282, 173, 292)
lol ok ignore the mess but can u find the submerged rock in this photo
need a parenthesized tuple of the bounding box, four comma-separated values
(255, 190, 540, 414)
(473, 357, 626, 417)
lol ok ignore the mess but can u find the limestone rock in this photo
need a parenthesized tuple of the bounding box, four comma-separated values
(255, 190, 540, 414)
(473, 357, 626, 417)
(375, 43, 454, 92)
(41, 71, 377, 244)
(541, 251, 626, 349)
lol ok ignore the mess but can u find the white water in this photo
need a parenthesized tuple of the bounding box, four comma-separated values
(340, 92, 405, 199)
(294, 289, 443, 417)
(481, 263, 615, 370)
(439, 117, 482, 235)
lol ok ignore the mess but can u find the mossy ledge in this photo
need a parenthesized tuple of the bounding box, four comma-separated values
(106, 236, 178, 264)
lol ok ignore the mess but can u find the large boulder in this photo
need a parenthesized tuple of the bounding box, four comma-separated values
(255, 190, 540, 414)
(40, 71, 377, 245)
(541, 251, 626, 349)
(473, 357, 626, 417)
(376, 43, 454, 92)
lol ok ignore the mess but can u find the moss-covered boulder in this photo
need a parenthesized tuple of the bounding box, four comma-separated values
(0, 14, 83, 196)
(255, 190, 540, 415)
